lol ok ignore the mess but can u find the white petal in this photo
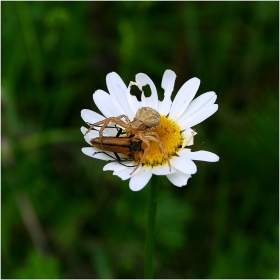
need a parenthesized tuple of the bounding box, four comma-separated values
(158, 99, 172, 117)
(93, 90, 126, 118)
(129, 167, 153, 191)
(81, 146, 98, 157)
(81, 126, 99, 137)
(81, 126, 99, 145)
(182, 128, 197, 147)
(113, 165, 141, 180)
(169, 78, 200, 120)
(81, 110, 125, 137)
(101, 124, 124, 137)
(171, 154, 197, 174)
(80, 126, 87, 134)
(178, 91, 217, 123)
(179, 104, 218, 129)
(126, 82, 142, 115)
(161, 70, 176, 97)
(158, 70, 176, 115)
(152, 164, 176, 175)
(81, 109, 105, 124)
(81, 147, 114, 161)
(106, 72, 135, 119)
(103, 161, 134, 172)
(81, 120, 119, 139)
(136, 73, 159, 111)
(113, 169, 132, 180)
(187, 150, 219, 162)
(166, 170, 192, 187)
(92, 153, 114, 160)
(104, 162, 125, 172)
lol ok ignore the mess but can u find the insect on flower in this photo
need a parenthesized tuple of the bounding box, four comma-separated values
(85, 107, 171, 174)
(90, 135, 142, 165)
(81, 70, 219, 191)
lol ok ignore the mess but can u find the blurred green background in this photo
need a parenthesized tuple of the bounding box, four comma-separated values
(1, 1, 279, 279)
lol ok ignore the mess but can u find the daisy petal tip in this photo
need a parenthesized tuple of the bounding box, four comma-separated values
(189, 150, 219, 162)
(166, 172, 192, 187)
(92, 90, 98, 98)
(80, 109, 89, 120)
(129, 169, 152, 191)
(165, 69, 176, 74)
(129, 185, 144, 192)
(103, 164, 113, 171)
(106, 71, 116, 77)
(81, 147, 94, 157)
(213, 154, 220, 162)
(192, 77, 200, 84)
(129, 180, 147, 192)
(163, 69, 177, 79)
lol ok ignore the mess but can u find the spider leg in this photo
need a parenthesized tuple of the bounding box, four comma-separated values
(129, 131, 171, 175)
(182, 132, 195, 148)
(84, 119, 108, 136)
(145, 132, 171, 172)
(130, 135, 151, 175)
(84, 115, 131, 148)
(150, 125, 169, 133)
(98, 116, 130, 148)
(84, 115, 131, 136)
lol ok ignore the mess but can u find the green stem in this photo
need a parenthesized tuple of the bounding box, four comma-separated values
(145, 175, 160, 279)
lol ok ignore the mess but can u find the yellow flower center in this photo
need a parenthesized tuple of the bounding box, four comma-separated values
(131, 115, 183, 166)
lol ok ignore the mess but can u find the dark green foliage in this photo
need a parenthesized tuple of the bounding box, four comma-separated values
(2, 2, 278, 278)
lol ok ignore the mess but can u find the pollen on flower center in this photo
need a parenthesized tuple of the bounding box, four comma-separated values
(132, 115, 183, 167)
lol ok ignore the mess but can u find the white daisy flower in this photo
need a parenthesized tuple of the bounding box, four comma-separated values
(81, 70, 219, 192)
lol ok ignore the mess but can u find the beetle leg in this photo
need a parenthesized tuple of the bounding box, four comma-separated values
(115, 127, 123, 137)
(93, 151, 136, 168)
